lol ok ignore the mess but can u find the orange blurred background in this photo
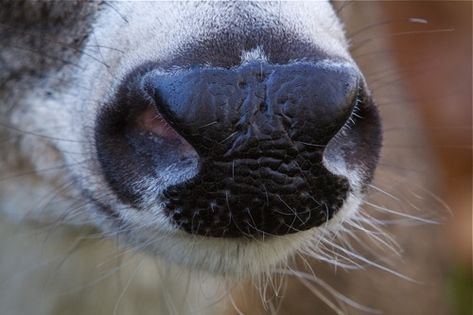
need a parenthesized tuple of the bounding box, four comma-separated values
(381, 2, 471, 314)
(381, 0, 471, 267)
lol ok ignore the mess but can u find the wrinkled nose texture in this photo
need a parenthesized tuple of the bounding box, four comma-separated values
(143, 63, 359, 155)
(142, 62, 360, 237)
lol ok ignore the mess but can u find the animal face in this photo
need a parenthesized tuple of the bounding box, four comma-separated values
(0, 1, 381, 277)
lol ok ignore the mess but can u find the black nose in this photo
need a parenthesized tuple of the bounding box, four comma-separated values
(143, 63, 359, 155)
(138, 62, 361, 237)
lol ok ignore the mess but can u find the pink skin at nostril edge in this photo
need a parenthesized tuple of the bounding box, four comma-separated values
(140, 106, 197, 157)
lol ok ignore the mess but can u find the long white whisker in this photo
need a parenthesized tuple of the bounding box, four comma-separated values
(365, 201, 438, 224)
(113, 258, 145, 315)
(279, 269, 381, 314)
(322, 240, 420, 283)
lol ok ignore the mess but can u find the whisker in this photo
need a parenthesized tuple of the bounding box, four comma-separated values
(113, 259, 145, 315)
(364, 201, 439, 224)
(283, 269, 381, 314)
(322, 240, 419, 282)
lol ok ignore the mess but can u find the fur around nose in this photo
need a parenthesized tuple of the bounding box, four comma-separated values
(143, 62, 360, 157)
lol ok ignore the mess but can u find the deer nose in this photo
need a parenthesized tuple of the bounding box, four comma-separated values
(142, 62, 360, 157)
(136, 62, 362, 237)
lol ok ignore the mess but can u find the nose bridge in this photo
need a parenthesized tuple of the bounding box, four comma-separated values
(143, 62, 359, 157)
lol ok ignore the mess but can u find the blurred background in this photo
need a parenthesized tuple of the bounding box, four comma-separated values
(385, 2, 471, 314)
(382, 2, 471, 314)
(382, 0, 471, 263)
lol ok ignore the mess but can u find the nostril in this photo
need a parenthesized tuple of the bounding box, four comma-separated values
(272, 63, 361, 145)
(139, 105, 195, 156)
(94, 66, 201, 205)
(140, 105, 181, 141)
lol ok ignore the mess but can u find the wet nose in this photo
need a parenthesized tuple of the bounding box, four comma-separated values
(142, 62, 359, 156)
(138, 62, 361, 237)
